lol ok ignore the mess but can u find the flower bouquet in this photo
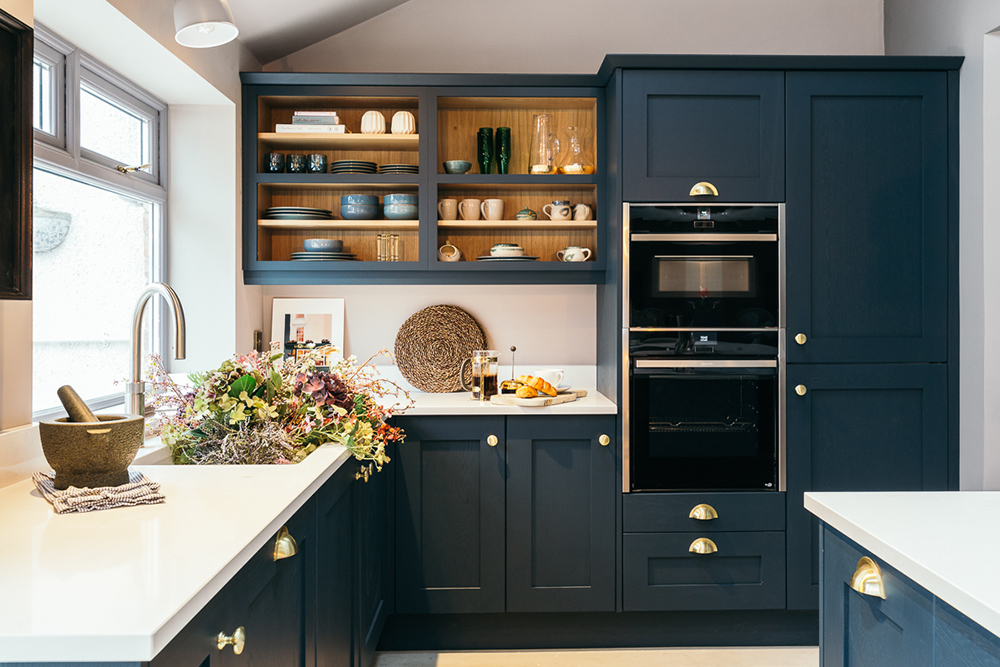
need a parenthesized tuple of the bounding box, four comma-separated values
(146, 345, 411, 467)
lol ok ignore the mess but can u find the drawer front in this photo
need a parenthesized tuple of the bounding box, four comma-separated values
(623, 492, 785, 533)
(623, 531, 785, 611)
(822, 526, 933, 667)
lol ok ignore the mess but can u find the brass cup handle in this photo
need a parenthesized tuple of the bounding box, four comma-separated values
(849, 557, 886, 599)
(795, 333, 807, 345)
(487, 434, 498, 447)
(599, 434, 611, 447)
(795, 384, 808, 396)
(689, 537, 718, 554)
(689, 181, 719, 196)
(273, 526, 298, 561)
(217, 626, 246, 654)
(689, 503, 719, 520)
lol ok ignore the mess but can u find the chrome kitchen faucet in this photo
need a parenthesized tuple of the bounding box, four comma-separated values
(126, 282, 187, 418)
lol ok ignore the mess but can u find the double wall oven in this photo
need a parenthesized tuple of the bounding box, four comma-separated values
(623, 203, 785, 493)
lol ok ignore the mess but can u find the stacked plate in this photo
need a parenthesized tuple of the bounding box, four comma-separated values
(378, 163, 419, 175)
(476, 256, 540, 261)
(331, 160, 377, 174)
(263, 206, 334, 220)
(290, 251, 357, 262)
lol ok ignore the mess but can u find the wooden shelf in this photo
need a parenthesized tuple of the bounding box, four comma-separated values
(258, 220, 419, 231)
(258, 133, 419, 151)
(438, 219, 597, 230)
(436, 175, 598, 190)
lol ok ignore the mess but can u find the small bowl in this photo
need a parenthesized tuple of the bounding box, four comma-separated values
(341, 194, 378, 206)
(490, 243, 524, 257)
(443, 160, 472, 174)
(384, 193, 418, 206)
(384, 203, 418, 220)
(341, 204, 378, 220)
(39, 415, 145, 490)
(304, 238, 343, 252)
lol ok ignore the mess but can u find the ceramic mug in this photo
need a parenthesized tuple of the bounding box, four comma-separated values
(543, 200, 571, 220)
(438, 198, 458, 220)
(459, 198, 482, 220)
(573, 204, 592, 220)
(557, 246, 591, 262)
(533, 368, 564, 388)
(481, 198, 505, 221)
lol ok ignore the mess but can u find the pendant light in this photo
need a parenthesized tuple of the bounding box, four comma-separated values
(174, 0, 239, 48)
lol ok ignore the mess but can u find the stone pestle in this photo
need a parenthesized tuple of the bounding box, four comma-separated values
(57, 385, 100, 423)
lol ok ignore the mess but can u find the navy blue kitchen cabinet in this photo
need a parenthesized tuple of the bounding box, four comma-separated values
(621, 70, 784, 203)
(936, 601, 1000, 667)
(393, 415, 617, 615)
(505, 416, 616, 613)
(357, 458, 389, 667)
(316, 459, 360, 667)
(785, 364, 949, 610)
(821, 527, 934, 667)
(784, 71, 950, 364)
(393, 416, 507, 614)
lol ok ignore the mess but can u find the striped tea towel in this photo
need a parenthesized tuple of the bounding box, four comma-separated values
(33, 469, 165, 514)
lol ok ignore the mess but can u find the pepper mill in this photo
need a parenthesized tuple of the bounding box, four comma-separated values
(57, 385, 100, 423)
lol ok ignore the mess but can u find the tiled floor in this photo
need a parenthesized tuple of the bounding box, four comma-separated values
(373, 647, 819, 666)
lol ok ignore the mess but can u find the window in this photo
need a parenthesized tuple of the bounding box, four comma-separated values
(32, 24, 167, 420)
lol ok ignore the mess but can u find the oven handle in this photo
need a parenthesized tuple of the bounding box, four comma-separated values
(632, 234, 778, 242)
(634, 359, 777, 369)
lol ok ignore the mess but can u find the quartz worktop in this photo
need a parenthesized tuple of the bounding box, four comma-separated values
(805, 491, 1000, 639)
(0, 444, 352, 663)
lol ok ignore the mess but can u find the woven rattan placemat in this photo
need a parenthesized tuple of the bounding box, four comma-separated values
(394, 305, 487, 393)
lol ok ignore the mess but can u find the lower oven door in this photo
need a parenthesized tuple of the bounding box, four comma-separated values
(628, 359, 778, 492)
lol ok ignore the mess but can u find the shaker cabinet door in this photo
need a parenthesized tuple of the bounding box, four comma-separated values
(393, 416, 507, 614)
(357, 461, 388, 667)
(785, 364, 949, 610)
(785, 71, 950, 363)
(621, 69, 784, 203)
(505, 415, 616, 613)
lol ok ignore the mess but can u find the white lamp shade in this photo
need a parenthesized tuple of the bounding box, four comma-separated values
(174, 0, 239, 48)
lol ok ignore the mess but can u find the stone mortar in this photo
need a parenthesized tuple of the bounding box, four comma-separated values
(39, 415, 145, 490)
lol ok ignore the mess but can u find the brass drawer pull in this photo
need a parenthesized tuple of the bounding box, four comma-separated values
(795, 384, 807, 396)
(689, 181, 719, 196)
(217, 626, 246, 654)
(487, 434, 498, 447)
(849, 557, 886, 599)
(273, 526, 298, 561)
(689, 504, 719, 521)
(795, 333, 807, 345)
(689, 537, 718, 554)
(599, 434, 611, 447)
(355, 462, 372, 483)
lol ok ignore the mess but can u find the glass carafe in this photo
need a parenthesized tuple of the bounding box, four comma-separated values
(459, 350, 500, 400)
(528, 113, 557, 175)
(556, 126, 596, 174)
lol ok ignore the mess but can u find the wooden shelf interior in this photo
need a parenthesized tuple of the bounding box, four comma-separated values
(437, 97, 597, 175)
(257, 183, 419, 262)
(257, 95, 420, 173)
(437, 219, 597, 230)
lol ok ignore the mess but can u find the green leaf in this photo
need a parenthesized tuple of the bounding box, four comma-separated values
(228, 374, 257, 398)
(267, 369, 281, 403)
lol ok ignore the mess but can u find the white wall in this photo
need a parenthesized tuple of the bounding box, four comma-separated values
(884, 0, 1000, 489)
(267, 0, 884, 72)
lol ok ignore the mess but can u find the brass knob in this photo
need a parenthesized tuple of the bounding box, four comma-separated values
(688, 537, 718, 554)
(273, 526, 298, 561)
(355, 464, 370, 483)
(795, 384, 807, 396)
(487, 435, 498, 447)
(849, 557, 886, 599)
(689, 503, 719, 521)
(217, 626, 246, 654)
(689, 181, 719, 196)
(795, 333, 807, 345)
(599, 434, 611, 447)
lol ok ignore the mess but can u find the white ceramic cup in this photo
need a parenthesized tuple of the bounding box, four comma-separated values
(459, 198, 482, 220)
(557, 246, 592, 262)
(481, 198, 505, 221)
(533, 368, 565, 388)
(438, 199, 458, 220)
(573, 204, 592, 220)
(543, 203, 572, 220)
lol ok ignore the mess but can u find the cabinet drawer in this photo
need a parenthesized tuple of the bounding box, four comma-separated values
(623, 492, 785, 532)
(623, 531, 785, 610)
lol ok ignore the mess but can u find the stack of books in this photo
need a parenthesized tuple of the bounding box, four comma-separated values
(275, 111, 346, 134)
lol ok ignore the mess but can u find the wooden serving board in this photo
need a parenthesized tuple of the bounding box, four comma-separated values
(489, 389, 588, 407)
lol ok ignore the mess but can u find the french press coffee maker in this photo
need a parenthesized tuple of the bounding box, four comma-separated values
(459, 349, 499, 400)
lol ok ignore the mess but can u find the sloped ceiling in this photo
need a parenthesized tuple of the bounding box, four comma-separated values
(229, 0, 412, 64)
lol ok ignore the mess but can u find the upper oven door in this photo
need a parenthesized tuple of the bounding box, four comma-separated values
(626, 204, 782, 330)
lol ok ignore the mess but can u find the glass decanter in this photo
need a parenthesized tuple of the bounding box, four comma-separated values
(555, 126, 596, 174)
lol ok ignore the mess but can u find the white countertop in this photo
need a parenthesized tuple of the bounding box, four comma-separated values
(806, 491, 1000, 638)
(0, 444, 352, 663)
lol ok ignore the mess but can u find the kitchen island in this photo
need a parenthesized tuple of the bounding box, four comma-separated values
(806, 492, 1000, 666)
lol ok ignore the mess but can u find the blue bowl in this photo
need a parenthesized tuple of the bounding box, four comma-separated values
(341, 194, 378, 206)
(443, 160, 472, 174)
(384, 193, 418, 206)
(304, 238, 343, 252)
(384, 203, 418, 220)
(341, 204, 378, 220)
